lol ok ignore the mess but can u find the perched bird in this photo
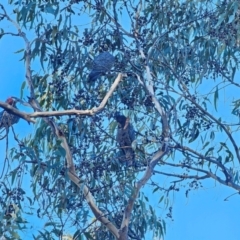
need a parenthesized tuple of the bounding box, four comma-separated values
(0, 97, 20, 131)
(88, 52, 115, 82)
(114, 112, 135, 165)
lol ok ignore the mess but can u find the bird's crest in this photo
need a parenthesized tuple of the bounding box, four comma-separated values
(6, 97, 14, 105)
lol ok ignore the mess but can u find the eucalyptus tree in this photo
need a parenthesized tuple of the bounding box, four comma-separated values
(0, 0, 240, 239)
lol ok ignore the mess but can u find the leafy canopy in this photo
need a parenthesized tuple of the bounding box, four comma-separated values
(0, 0, 240, 239)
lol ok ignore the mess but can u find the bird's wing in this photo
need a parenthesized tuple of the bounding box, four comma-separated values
(0, 110, 19, 130)
(92, 52, 115, 72)
(128, 124, 135, 143)
(0, 110, 4, 129)
(116, 125, 135, 161)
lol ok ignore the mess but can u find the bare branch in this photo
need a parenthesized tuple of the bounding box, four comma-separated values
(158, 157, 240, 192)
(153, 170, 210, 181)
(119, 150, 166, 239)
(67, 170, 120, 238)
(0, 3, 35, 96)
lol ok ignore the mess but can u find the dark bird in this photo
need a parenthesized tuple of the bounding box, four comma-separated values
(0, 97, 20, 131)
(88, 52, 115, 82)
(114, 112, 135, 166)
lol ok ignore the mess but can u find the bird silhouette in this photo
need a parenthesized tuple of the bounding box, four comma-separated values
(88, 52, 115, 82)
(0, 97, 20, 131)
(114, 112, 135, 166)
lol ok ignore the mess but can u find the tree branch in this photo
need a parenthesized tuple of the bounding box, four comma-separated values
(0, 101, 35, 124)
(119, 150, 166, 239)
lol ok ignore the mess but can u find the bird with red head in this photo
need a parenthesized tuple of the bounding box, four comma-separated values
(0, 97, 20, 131)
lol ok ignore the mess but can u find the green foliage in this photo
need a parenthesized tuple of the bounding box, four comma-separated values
(1, 0, 240, 239)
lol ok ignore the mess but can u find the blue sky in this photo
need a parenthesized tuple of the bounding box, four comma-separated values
(1, 2, 240, 240)
(1, 34, 240, 240)
(164, 182, 240, 240)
